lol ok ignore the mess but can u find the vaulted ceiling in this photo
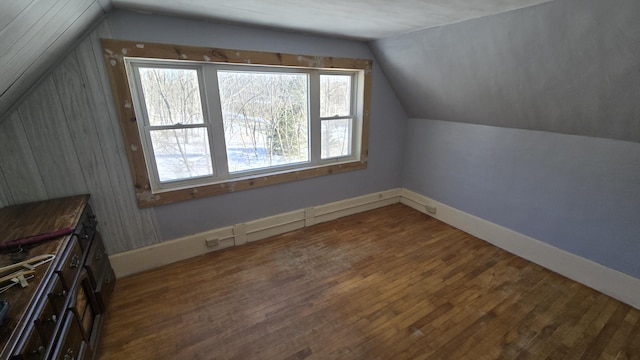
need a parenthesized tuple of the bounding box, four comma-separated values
(0, 0, 557, 118)
(5, 0, 637, 144)
(110, 0, 556, 40)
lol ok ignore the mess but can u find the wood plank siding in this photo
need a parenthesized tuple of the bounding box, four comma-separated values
(0, 0, 107, 117)
(99, 204, 640, 359)
(0, 20, 160, 254)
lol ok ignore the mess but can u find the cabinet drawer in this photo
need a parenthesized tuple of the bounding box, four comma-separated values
(95, 262, 116, 313)
(84, 233, 107, 288)
(47, 273, 68, 315)
(11, 325, 46, 360)
(33, 299, 60, 347)
(69, 271, 100, 345)
(74, 206, 97, 252)
(50, 311, 89, 360)
(55, 236, 83, 291)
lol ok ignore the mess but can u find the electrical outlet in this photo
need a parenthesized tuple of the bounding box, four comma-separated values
(205, 237, 220, 247)
(425, 204, 437, 215)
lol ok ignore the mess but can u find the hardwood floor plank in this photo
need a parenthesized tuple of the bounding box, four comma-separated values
(579, 302, 630, 360)
(473, 273, 567, 359)
(99, 204, 640, 360)
(601, 311, 640, 360)
(510, 284, 602, 359)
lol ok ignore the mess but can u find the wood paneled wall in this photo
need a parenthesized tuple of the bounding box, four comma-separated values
(0, 0, 108, 117)
(0, 20, 160, 254)
(0, 172, 8, 208)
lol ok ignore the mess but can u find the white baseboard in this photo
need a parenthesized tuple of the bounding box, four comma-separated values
(109, 187, 640, 309)
(400, 189, 640, 310)
(109, 188, 401, 277)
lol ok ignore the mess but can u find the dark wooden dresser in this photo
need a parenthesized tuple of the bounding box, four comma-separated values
(0, 195, 115, 359)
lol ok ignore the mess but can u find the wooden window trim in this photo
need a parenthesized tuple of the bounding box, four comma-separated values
(101, 39, 372, 208)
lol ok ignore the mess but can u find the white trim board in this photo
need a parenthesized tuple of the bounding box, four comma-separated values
(109, 187, 640, 309)
(109, 188, 401, 277)
(400, 188, 640, 310)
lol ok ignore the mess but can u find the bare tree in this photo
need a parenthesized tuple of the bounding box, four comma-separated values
(218, 71, 307, 172)
(139, 67, 211, 180)
(137, 66, 352, 179)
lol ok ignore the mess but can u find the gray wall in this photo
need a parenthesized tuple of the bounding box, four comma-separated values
(404, 119, 640, 278)
(108, 10, 407, 240)
(371, 0, 640, 143)
(0, 11, 406, 249)
(371, 0, 640, 279)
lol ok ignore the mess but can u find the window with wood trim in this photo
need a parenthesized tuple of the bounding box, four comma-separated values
(101, 39, 371, 207)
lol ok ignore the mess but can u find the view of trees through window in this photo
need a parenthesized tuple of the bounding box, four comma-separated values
(138, 67, 212, 182)
(135, 65, 355, 184)
(320, 74, 352, 159)
(218, 71, 309, 172)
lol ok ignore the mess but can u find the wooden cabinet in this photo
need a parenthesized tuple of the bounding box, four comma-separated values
(0, 195, 115, 360)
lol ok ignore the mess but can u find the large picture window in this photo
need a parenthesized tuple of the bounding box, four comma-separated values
(102, 39, 371, 207)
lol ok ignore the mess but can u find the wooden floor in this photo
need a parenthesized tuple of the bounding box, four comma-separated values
(98, 204, 640, 359)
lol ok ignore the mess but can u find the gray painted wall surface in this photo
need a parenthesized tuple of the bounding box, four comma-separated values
(0, 12, 405, 251)
(371, 0, 640, 143)
(404, 119, 640, 278)
(108, 11, 407, 240)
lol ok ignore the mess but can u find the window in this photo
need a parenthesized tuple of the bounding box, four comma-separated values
(102, 39, 371, 207)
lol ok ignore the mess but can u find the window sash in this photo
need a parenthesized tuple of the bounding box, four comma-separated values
(216, 67, 311, 175)
(128, 62, 218, 188)
(102, 38, 371, 207)
(127, 60, 360, 191)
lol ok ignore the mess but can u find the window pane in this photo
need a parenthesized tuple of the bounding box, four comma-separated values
(150, 128, 212, 182)
(320, 75, 351, 118)
(321, 119, 351, 159)
(138, 68, 204, 126)
(217, 71, 309, 173)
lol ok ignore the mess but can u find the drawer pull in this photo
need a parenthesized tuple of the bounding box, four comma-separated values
(105, 274, 112, 284)
(95, 252, 103, 261)
(28, 345, 45, 356)
(63, 351, 75, 360)
(85, 216, 97, 228)
(69, 255, 81, 269)
(47, 314, 57, 323)
(57, 289, 67, 297)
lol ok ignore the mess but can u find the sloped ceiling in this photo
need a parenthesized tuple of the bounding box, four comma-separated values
(0, 0, 111, 117)
(110, 0, 556, 40)
(370, 0, 640, 142)
(2, 0, 574, 123)
(3, 0, 638, 143)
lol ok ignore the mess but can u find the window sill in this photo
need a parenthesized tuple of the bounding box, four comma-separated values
(101, 38, 372, 208)
(136, 159, 367, 207)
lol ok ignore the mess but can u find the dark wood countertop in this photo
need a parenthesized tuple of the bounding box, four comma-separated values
(0, 195, 89, 357)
